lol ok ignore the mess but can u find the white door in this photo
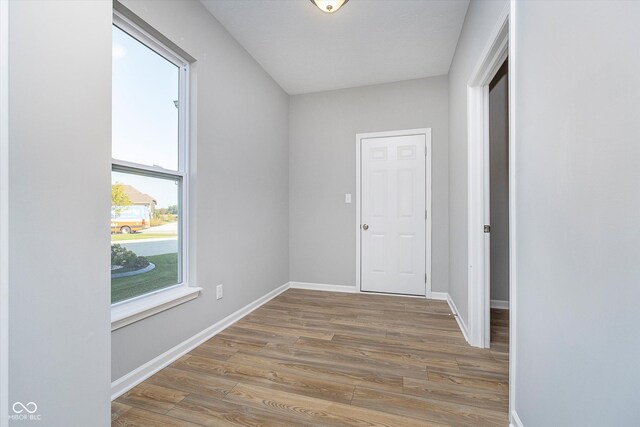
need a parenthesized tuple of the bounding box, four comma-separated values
(360, 133, 428, 296)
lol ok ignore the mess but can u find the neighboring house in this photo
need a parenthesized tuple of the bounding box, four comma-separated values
(121, 184, 156, 216)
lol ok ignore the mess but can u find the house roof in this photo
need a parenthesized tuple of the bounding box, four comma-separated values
(122, 185, 156, 206)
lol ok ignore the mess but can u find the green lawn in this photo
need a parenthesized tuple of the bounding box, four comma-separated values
(111, 253, 179, 304)
(111, 233, 176, 242)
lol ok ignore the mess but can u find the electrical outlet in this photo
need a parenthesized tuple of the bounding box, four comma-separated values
(216, 284, 223, 300)
(345, 193, 352, 203)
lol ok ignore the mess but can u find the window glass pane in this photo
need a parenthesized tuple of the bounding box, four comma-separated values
(111, 171, 181, 304)
(112, 25, 180, 170)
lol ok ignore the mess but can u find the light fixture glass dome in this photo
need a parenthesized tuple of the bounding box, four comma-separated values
(310, 0, 349, 14)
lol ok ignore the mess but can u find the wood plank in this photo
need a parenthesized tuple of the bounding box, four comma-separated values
(167, 393, 312, 427)
(491, 347, 510, 361)
(234, 318, 334, 340)
(263, 300, 385, 318)
(257, 305, 359, 322)
(296, 336, 459, 371)
(218, 325, 299, 345)
(331, 332, 494, 359)
(403, 376, 509, 412)
(352, 386, 508, 427)
(111, 401, 131, 422)
(145, 366, 237, 399)
(112, 407, 202, 427)
(204, 336, 268, 352)
(115, 383, 188, 415)
(174, 354, 355, 404)
(225, 383, 447, 427)
(332, 317, 464, 341)
(228, 351, 405, 393)
(246, 312, 387, 340)
(385, 329, 467, 346)
(258, 342, 429, 380)
(427, 369, 509, 394)
(456, 356, 509, 379)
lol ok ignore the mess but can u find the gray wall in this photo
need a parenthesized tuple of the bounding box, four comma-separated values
(289, 77, 449, 291)
(8, 1, 112, 425)
(514, 1, 640, 424)
(448, 0, 507, 325)
(112, 0, 289, 380)
(489, 62, 509, 302)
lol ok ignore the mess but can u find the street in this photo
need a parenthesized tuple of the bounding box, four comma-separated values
(113, 223, 178, 256)
(117, 238, 177, 257)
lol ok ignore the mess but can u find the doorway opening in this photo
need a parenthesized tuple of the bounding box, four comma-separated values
(488, 60, 509, 354)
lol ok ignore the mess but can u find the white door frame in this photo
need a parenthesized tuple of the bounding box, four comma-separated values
(0, 0, 9, 425)
(467, 2, 509, 347)
(467, 4, 509, 350)
(466, 2, 518, 424)
(355, 128, 432, 297)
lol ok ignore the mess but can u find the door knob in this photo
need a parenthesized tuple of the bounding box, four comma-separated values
(362, 224, 369, 230)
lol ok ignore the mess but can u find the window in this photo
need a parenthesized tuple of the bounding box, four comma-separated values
(111, 12, 189, 306)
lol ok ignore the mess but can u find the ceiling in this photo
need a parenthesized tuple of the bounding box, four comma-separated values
(200, 0, 470, 95)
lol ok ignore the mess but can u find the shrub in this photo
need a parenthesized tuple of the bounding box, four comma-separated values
(133, 256, 150, 268)
(111, 244, 149, 270)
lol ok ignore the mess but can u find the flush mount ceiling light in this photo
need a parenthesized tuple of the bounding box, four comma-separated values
(310, 0, 349, 14)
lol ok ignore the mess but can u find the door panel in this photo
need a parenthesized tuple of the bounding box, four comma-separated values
(370, 233, 387, 273)
(370, 170, 387, 218)
(361, 134, 426, 296)
(398, 234, 415, 274)
(397, 169, 415, 217)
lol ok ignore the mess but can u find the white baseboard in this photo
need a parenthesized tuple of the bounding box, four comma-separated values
(426, 291, 471, 345)
(510, 410, 524, 427)
(430, 291, 448, 301)
(446, 293, 470, 344)
(491, 299, 509, 310)
(289, 281, 357, 293)
(111, 282, 290, 400)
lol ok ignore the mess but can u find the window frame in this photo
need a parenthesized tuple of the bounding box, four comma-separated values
(111, 11, 197, 322)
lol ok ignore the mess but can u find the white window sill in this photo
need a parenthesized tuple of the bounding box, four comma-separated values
(111, 286, 202, 331)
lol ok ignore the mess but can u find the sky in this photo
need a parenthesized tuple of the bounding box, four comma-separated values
(112, 25, 180, 209)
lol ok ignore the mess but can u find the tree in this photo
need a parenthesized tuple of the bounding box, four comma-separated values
(112, 183, 131, 216)
(166, 205, 178, 215)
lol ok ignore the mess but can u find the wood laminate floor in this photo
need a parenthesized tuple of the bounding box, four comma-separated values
(112, 289, 510, 426)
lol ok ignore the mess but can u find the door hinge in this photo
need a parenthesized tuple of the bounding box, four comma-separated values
(425, 209, 428, 219)
(484, 225, 491, 233)
(425, 273, 427, 283)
